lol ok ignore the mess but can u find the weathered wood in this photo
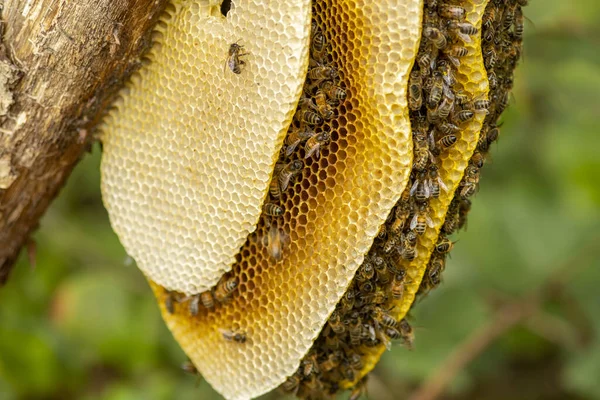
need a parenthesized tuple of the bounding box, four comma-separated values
(0, 0, 169, 284)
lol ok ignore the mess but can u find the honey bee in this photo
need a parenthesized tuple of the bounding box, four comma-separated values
(458, 198, 471, 230)
(438, 5, 466, 21)
(417, 48, 435, 77)
(366, 287, 387, 305)
(361, 323, 377, 345)
(340, 288, 356, 313)
(377, 223, 387, 240)
(356, 261, 375, 282)
(314, 90, 335, 120)
(311, 20, 319, 37)
(412, 130, 433, 172)
(435, 236, 454, 254)
(319, 351, 342, 372)
(503, 5, 516, 31)
(219, 328, 247, 344)
(460, 164, 480, 198)
(321, 80, 347, 102)
(400, 240, 416, 261)
(424, 26, 447, 49)
(438, 122, 460, 135)
(302, 351, 320, 377)
(399, 319, 415, 349)
(488, 70, 498, 90)
(410, 172, 431, 203)
(372, 255, 390, 284)
(429, 164, 448, 198)
(436, 134, 457, 152)
(285, 126, 316, 156)
(383, 234, 399, 254)
(164, 291, 177, 314)
(349, 377, 369, 400)
(341, 362, 356, 382)
(266, 224, 286, 261)
(359, 281, 375, 295)
(200, 290, 214, 309)
(189, 294, 200, 316)
(484, 44, 498, 69)
(427, 71, 444, 109)
(311, 32, 327, 63)
(410, 204, 435, 235)
(304, 132, 330, 159)
(437, 91, 455, 121)
(391, 272, 406, 300)
(408, 70, 423, 110)
(514, 7, 524, 40)
(328, 310, 346, 334)
(181, 359, 199, 375)
(225, 42, 249, 74)
(281, 372, 301, 394)
(213, 276, 238, 303)
(473, 99, 491, 113)
(263, 202, 284, 217)
(348, 352, 363, 371)
(448, 21, 478, 36)
(278, 160, 303, 193)
(427, 258, 443, 287)
(454, 110, 475, 124)
(487, 127, 499, 144)
(443, 200, 460, 235)
(444, 44, 469, 59)
(295, 109, 323, 126)
(483, 6, 497, 31)
(390, 203, 411, 236)
(308, 66, 338, 81)
(348, 312, 363, 346)
(471, 151, 485, 168)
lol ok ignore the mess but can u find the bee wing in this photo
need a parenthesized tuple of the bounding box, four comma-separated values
(285, 139, 302, 156)
(304, 142, 321, 159)
(437, 176, 449, 192)
(457, 32, 473, 43)
(410, 213, 418, 230)
(446, 55, 461, 68)
(426, 214, 435, 228)
(410, 179, 419, 196)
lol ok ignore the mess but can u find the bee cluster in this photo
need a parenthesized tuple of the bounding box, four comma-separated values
(286, 1, 526, 399)
(422, 0, 525, 296)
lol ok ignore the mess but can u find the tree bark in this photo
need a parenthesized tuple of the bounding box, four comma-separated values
(0, 0, 169, 285)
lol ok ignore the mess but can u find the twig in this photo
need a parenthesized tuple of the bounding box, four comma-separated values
(408, 237, 598, 400)
(408, 293, 539, 400)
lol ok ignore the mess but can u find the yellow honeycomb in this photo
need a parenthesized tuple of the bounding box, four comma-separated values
(100, 0, 312, 295)
(99, 0, 523, 398)
(147, 1, 422, 399)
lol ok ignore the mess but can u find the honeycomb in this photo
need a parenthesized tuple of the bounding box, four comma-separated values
(100, 0, 525, 398)
(147, 1, 423, 398)
(100, 0, 312, 295)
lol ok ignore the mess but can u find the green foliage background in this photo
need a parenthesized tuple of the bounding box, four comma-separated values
(1, 2, 599, 399)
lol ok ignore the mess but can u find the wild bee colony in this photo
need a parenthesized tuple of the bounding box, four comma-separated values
(101, 0, 526, 399)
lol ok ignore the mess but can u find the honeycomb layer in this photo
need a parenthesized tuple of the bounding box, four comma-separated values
(352, 0, 490, 386)
(284, 0, 493, 396)
(100, 0, 311, 295)
(150, 1, 423, 399)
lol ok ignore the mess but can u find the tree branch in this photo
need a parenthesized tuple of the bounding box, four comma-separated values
(0, 0, 170, 285)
